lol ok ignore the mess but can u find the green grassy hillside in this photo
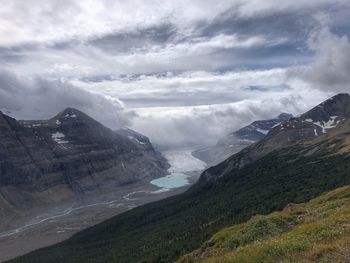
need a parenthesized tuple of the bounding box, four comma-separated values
(10, 145, 350, 263)
(178, 184, 350, 263)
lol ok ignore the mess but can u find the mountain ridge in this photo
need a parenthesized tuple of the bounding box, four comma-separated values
(193, 112, 292, 165)
(11, 93, 350, 263)
(0, 108, 169, 218)
(201, 93, 350, 181)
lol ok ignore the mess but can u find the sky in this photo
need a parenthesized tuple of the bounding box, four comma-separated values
(1, 0, 350, 149)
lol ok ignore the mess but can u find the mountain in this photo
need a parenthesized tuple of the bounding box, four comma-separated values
(114, 127, 154, 151)
(10, 94, 350, 263)
(178, 184, 350, 263)
(206, 93, 350, 175)
(193, 113, 292, 165)
(0, 108, 169, 218)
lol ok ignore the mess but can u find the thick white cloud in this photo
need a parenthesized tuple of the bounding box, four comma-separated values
(129, 92, 319, 149)
(291, 27, 350, 93)
(73, 68, 327, 148)
(0, 70, 128, 128)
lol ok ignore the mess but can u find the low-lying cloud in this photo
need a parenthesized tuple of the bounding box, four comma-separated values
(130, 96, 307, 150)
(0, 70, 128, 129)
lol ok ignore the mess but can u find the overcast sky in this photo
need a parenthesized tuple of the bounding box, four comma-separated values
(1, 0, 350, 149)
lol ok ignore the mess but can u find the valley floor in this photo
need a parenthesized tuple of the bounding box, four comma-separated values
(0, 149, 206, 262)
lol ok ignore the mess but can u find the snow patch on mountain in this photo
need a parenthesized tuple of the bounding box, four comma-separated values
(127, 135, 147, 145)
(64, 114, 77, 118)
(256, 128, 269, 135)
(51, 132, 69, 144)
(305, 116, 342, 134)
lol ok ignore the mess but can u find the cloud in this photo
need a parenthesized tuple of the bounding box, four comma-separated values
(1, 0, 348, 48)
(289, 24, 350, 93)
(71, 68, 329, 149)
(0, 32, 290, 78)
(0, 70, 128, 129)
(235, 0, 350, 17)
(130, 96, 305, 150)
(108, 34, 287, 73)
(75, 68, 323, 149)
(0, 0, 239, 47)
(2, 1, 349, 77)
(73, 69, 289, 108)
(128, 88, 329, 149)
(3, 67, 322, 151)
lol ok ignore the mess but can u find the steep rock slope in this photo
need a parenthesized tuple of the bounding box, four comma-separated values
(178, 185, 350, 263)
(0, 108, 169, 215)
(11, 94, 350, 263)
(193, 113, 292, 165)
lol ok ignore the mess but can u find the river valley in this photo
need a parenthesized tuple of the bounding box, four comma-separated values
(0, 149, 206, 262)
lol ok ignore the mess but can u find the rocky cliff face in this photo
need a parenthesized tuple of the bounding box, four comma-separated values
(193, 113, 292, 165)
(0, 108, 169, 215)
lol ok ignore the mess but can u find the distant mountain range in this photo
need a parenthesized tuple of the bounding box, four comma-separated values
(0, 108, 169, 218)
(13, 93, 350, 263)
(193, 112, 292, 165)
